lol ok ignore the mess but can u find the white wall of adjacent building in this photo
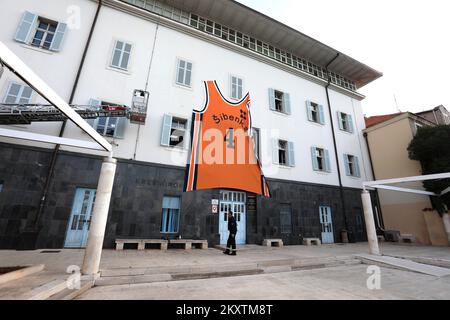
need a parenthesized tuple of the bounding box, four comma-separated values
(0, 0, 373, 189)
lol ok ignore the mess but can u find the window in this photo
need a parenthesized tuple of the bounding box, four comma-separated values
(344, 154, 361, 177)
(169, 117, 187, 147)
(273, 139, 295, 167)
(161, 114, 189, 148)
(252, 127, 260, 160)
(4, 82, 33, 104)
(269, 89, 291, 114)
(87, 99, 127, 138)
(176, 59, 192, 87)
(0, 180, 3, 193)
(306, 101, 325, 124)
(31, 18, 57, 50)
(280, 204, 292, 234)
(111, 40, 132, 70)
(337, 111, 354, 133)
(230, 76, 243, 100)
(14, 11, 67, 51)
(161, 196, 180, 233)
(311, 147, 331, 172)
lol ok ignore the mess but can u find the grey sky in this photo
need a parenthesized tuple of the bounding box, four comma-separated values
(236, 0, 450, 117)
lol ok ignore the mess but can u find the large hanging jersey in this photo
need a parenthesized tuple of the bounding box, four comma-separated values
(184, 81, 270, 197)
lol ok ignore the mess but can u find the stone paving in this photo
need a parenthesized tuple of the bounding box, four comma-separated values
(77, 264, 450, 300)
(0, 243, 449, 299)
(1, 243, 449, 273)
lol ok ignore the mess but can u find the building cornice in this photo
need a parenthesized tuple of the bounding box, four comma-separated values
(96, 0, 366, 101)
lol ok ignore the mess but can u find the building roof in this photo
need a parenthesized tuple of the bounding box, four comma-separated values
(159, 0, 383, 89)
(415, 105, 446, 115)
(365, 113, 404, 128)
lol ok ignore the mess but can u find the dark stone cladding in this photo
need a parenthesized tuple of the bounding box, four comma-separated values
(0, 142, 368, 249)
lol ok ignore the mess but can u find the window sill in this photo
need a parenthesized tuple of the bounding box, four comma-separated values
(20, 44, 54, 55)
(162, 145, 188, 152)
(313, 170, 332, 175)
(338, 129, 354, 135)
(106, 65, 132, 75)
(346, 175, 362, 180)
(308, 120, 326, 127)
(277, 164, 293, 169)
(271, 110, 290, 117)
(174, 82, 193, 91)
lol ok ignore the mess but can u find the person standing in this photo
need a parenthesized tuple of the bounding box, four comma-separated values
(224, 210, 237, 255)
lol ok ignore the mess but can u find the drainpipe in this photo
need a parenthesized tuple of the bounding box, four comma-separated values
(31, 1, 103, 231)
(363, 132, 385, 231)
(323, 53, 349, 235)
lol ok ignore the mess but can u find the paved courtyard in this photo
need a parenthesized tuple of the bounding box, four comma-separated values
(77, 264, 450, 300)
(1, 243, 449, 299)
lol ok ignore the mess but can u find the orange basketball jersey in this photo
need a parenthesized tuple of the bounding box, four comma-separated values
(184, 81, 270, 197)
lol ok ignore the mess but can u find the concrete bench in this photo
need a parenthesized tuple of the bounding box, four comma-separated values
(169, 239, 208, 250)
(262, 239, 283, 247)
(399, 234, 416, 244)
(303, 238, 321, 246)
(115, 239, 168, 251)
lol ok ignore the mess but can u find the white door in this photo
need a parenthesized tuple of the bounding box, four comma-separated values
(64, 188, 96, 248)
(319, 206, 334, 244)
(219, 190, 246, 245)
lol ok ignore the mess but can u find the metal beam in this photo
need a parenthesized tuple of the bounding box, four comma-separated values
(441, 186, 450, 196)
(363, 173, 450, 188)
(371, 185, 437, 196)
(0, 41, 112, 152)
(0, 128, 106, 151)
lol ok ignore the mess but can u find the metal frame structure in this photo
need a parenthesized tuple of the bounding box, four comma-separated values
(361, 172, 450, 255)
(0, 41, 112, 152)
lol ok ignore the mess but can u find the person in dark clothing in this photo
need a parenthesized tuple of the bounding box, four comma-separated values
(224, 210, 237, 255)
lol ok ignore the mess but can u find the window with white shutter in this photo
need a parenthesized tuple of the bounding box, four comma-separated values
(111, 40, 133, 70)
(176, 59, 193, 87)
(338, 111, 354, 133)
(268, 88, 291, 115)
(344, 154, 361, 177)
(230, 75, 243, 100)
(14, 12, 67, 52)
(311, 147, 331, 173)
(4, 82, 34, 104)
(161, 114, 189, 148)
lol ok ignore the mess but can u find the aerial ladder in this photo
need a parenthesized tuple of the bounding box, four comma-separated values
(0, 89, 149, 125)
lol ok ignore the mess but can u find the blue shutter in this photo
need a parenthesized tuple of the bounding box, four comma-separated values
(354, 156, 361, 177)
(268, 88, 276, 111)
(337, 112, 344, 130)
(288, 141, 295, 167)
(15, 11, 37, 43)
(272, 138, 279, 165)
(319, 105, 325, 125)
(343, 154, 351, 176)
(50, 22, 67, 52)
(324, 149, 331, 172)
(348, 114, 354, 133)
(114, 118, 127, 139)
(311, 147, 319, 171)
(161, 114, 173, 146)
(283, 93, 291, 115)
(306, 101, 313, 121)
(86, 99, 101, 128)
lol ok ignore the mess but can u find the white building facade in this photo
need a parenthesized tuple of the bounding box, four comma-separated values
(0, 0, 382, 249)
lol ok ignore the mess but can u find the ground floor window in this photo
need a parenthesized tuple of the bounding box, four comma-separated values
(280, 204, 292, 234)
(161, 196, 181, 233)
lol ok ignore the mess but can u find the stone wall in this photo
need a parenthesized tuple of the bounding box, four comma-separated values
(0, 142, 367, 249)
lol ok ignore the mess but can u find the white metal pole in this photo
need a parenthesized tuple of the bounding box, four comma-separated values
(442, 213, 450, 245)
(361, 190, 381, 255)
(82, 156, 117, 275)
